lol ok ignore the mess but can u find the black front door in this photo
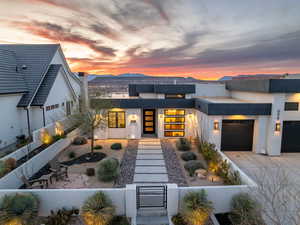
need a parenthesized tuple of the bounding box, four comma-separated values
(221, 120, 254, 151)
(281, 121, 300, 152)
(143, 109, 156, 134)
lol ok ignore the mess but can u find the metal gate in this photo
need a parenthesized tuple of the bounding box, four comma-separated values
(136, 186, 167, 209)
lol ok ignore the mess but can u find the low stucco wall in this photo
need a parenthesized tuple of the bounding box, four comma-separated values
(0, 188, 126, 216)
(0, 128, 80, 189)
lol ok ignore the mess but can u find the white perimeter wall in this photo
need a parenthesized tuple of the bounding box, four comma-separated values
(0, 94, 28, 148)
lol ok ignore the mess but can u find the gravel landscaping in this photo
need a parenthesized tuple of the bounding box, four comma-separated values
(161, 139, 187, 186)
(115, 140, 138, 187)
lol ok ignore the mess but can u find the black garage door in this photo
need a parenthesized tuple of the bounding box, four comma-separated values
(281, 121, 300, 152)
(221, 120, 254, 151)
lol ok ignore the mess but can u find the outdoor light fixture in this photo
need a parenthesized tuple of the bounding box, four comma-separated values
(213, 121, 220, 131)
(275, 121, 281, 132)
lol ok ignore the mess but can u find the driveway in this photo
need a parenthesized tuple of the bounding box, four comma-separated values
(225, 151, 300, 224)
(225, 151, 300, 183)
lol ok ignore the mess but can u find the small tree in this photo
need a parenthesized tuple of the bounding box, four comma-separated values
(249, 166, 300, 225)
(70, 101, 111, 154)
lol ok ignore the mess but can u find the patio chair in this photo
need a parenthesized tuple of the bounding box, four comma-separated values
(21, 175, 48, 189)
(49, 159, 69, 181)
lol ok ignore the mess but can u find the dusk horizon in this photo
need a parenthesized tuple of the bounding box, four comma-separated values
(1, 0, 300, 80)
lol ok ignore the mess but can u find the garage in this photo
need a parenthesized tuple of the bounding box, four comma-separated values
(221, 120, 254, 151)
(281, 121, 300, 152)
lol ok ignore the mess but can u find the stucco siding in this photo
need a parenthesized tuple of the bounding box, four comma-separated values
(0, 94, 26, 148)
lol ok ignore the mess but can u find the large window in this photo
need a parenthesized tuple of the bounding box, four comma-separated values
(285, 102, 299, 111)
(108, 111, 125, 128)
(164, 109, 185, 137)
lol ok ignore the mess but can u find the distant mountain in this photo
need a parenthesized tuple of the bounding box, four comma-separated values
(219, 76, 233, 81)
(117, 73, 149, 77)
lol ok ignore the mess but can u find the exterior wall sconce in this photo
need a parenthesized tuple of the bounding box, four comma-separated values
(275, 121, 281, 132)
(214, 121, 220, 131)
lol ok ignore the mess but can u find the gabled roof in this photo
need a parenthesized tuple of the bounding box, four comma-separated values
(0, 44, 59, 107)
(0, 49, 27, 94)
(31, 64, 62, 106)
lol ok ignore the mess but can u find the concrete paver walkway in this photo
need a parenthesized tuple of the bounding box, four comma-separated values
(134, 139, 169, 185)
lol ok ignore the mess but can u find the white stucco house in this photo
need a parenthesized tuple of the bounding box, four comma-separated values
(0, 44, 81, 149)
(90, 74, 300, 156)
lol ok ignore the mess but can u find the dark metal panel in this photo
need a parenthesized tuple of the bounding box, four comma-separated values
(90, 98, 195, 109)
(194, 99, 272, 115)
(269, 79, 300, 93)
(128, 84, 195, 96)
(221, 120, 254, 151)
(281, 121, 300, 152)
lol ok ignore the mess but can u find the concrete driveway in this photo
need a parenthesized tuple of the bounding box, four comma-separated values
(225, 151, 300, 183)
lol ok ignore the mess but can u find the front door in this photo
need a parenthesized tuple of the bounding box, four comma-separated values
(143, 109, 156, 134)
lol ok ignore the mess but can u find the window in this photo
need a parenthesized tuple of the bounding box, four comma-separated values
(164, 131, 184, 137)
(285, 102, 299, 111)
(46, 106, 51, 111)
(164, 109, 185, 137)
(165, 94, 185, 99)
(108, 111, 125, 128)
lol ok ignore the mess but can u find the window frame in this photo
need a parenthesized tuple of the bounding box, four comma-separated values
(108, 111, 126, 128)
(284, 102, 299, 111)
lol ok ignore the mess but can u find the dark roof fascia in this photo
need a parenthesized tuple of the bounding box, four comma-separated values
(91, 98, 195, 109)
(226, 79, 300, 93)
(195, 98, 272, 115)
(128, 84, 195, 96)
(0, 91, 27, 95)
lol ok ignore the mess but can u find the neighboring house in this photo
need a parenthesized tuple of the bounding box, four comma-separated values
(0, 44, 81, 149)
(90, 76, 300, 156)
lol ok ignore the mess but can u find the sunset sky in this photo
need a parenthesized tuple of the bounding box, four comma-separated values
(0, 0, 299, 80)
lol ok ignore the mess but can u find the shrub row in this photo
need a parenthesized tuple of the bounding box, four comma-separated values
(0, 191, 129, 225)
(198, 141, 242, 185)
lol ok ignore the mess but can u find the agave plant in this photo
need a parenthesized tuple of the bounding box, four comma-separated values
(0, 193, 39, 225)
(183, 190, 213, 225)
(81, 192, 115, 225)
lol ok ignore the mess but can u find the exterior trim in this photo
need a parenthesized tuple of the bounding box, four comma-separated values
(91, 99, 195, 109)
(226, 79, 300, 93)
(129, 84, 195, 96)
(195, 98, 272, 115)
(92, 98, 271, 115)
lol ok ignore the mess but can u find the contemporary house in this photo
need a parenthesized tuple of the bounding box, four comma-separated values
(91, 75, 300, 156)
(0, 44, 81, 149)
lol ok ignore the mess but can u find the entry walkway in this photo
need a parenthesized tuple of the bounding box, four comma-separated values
(134, 139, 168, 185)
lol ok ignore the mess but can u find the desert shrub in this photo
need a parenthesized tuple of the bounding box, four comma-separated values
(172, 213, 187, 225)
(86, 168, 95, 176)
(229, 193, 265, 225)
(0, 161, 9, 178)
(183, 190, 213, 225)
(52, 134, 66, 142)
(224, 171, 242, 185)
(184, 160, 205, 176)
(68, 151, 76, 159)
(198, 141, 220, 163)
(96, 157, 119, 182)
(4, 158, 16, 171)
(176, 138, 191, 151)
(94, 145, 103, 150)
(0, 193, 39, 225)
(108, 216, 130, 225)
(215, 159, 230, 177)
(73, 136, 87, 145)
(45, 208, 73, 225)
(181, 152, 197, 161)
(111, 143, 122, 150)
(82, 192, 115, 225)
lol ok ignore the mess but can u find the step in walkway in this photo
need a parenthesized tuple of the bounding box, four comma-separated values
(134, 139, 168, 185)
